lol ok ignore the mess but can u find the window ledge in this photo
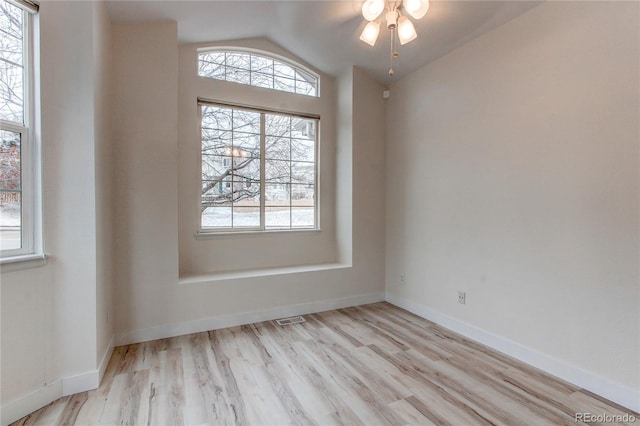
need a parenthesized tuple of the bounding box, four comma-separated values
(195, 228, 322, 239)
(179, 261, 351, 284)
(0, 253, 48, 271)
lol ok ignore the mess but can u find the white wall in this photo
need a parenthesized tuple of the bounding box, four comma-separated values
(111, 22, 180, 343)
(1, 2, 115, 423)
(93, 0, 115, 373)
(385, 0, 639, 409)
(112, 27, 386, 343)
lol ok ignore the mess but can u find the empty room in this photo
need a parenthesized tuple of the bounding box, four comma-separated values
(0, 0, 638, 424)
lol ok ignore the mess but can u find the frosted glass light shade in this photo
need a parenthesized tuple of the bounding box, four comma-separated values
(362, 0, 385, 21)
(402, 0, 429, 20)
(397, 16, 417, 44)
(359, 21, 381, 46)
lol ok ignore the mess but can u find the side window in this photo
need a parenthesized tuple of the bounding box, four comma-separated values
(0, 0, 40, 258)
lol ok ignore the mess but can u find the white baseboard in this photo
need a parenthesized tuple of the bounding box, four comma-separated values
(98, 334, 115, 384)
(1, 380, 62, 426)
(117, 292, 385, 346)
(385, 293, 640, 413)
(1, 334, 115, 425)
(62, 334, 115, 396)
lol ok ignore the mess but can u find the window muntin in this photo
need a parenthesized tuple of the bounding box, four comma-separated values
(0, 0, 37, 257)
(200, 103, 317, 232)
(198, 49, 319, 97)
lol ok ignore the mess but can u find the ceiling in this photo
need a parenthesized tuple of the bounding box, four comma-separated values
(105, 0, 541, 83)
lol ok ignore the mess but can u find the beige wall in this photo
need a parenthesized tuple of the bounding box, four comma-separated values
(112, 28, 386, 341)
(1, 1, 115, 421)
(111, 22, 180, 340)
(93, 0, 115, 371)
(386, 0, 639, 393)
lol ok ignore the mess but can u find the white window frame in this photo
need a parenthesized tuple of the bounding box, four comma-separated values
(1, 0, 41, 261)
(198, 99, 320, 234)
(197, 47, 320, 98)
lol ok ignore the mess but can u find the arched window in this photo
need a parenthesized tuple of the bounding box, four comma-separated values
(198, 48, 319, 97)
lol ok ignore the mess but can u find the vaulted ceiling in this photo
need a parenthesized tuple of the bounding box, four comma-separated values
(105, 1, 541, 83)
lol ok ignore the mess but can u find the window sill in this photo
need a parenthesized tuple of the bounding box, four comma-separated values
(195, 228, 322, 239)
(0, 253, 48, 272)
(179, 261, 350, 284)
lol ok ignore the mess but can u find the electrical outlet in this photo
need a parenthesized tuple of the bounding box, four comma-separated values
(400, 274, 405, 285)
(458, 291, 466, 304)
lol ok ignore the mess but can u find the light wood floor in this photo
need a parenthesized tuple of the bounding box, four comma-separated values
(12, 302, 637, 425)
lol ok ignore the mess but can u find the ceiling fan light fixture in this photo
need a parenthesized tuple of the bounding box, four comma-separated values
(403, 0, 429, 20)
(362, 0, 385, 21)
(359, 0, 430, 77)
(385, 10, 399, 29)
(397, 15, 417, 45)
(359, 21, 381, 46)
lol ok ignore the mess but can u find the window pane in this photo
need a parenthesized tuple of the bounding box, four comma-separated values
(274, 62, 295, 78)
(198, 58, 225, 79)
(291, 139, 314, 162)
(0, 128, 21, 249)
(291, 118, 315, 140)
(233, 109, 260, 134)
(0, 1, 24, 124)
(202, 155, 230, 181)
(225, 53, 250, 70)
(232, 207, 259, 228)
(291, 162, 314, 184)
(232, 158, 260, 193)
(252, 72, 273, 89)
(291, 184, 314, 207)
(202, 207, 231, 228)
(251, 56, 273, 74)
(266, 160, 290, 183)
(202, 129, 232, 155)
(291, 207, 315, 228)
(266, 207, 291, 229)
(265, 114, 290, 137)
(265, 136, 290, 161)
(296, 80, 315, 96)
(0, 1, 23, 66)
(202, 178, 232, 207)
(0, 191, 20, 249)
(274, 76, 295, 93)
(233, 133, 260, 158)
(265, 183, 290, 206)
(0, 59, 23, 123)
(0, 129, 20, 190)
(226, 68, 251, 85)
(202, 105, 232, 130)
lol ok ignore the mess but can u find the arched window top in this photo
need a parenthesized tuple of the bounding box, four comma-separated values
(198, 48, 319, 97)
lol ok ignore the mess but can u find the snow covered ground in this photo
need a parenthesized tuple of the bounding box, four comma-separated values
(202, 207, 314, 229)
(0, 202, 21, 250)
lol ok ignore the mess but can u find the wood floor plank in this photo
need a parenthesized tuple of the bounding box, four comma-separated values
(255, 321, 363, 424)
(11, 302, 638, 426)
(147, 347, 186, 426)
(388, 398, 438, 426)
